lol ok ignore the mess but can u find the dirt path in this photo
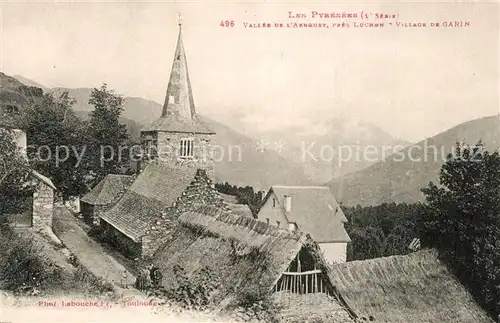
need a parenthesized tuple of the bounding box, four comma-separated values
(52, 206, 144, 299)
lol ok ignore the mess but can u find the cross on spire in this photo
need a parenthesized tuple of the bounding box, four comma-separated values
(178, 12, 183, 27)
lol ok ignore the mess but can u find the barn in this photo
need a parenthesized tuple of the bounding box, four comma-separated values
(151, 205, 356, 322)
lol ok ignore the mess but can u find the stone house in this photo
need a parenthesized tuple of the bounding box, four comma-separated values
(7, 170, 57, 230)
(98, 164, 224, 258)
(257, 185, 351, 264)
(80, 174, 134, 225)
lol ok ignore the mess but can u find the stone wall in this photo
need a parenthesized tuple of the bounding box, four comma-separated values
(32, 180, 54, 230)
(100, 219, 142, 259)
(140, 131, 216, 179)
(82, 203, 108, 226)
(81, 202, 95, 225)
(141, 169, 226, 257)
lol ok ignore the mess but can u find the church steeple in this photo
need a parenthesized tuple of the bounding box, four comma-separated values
(139, 19, 216, 178)
(161, 18, 196, 120)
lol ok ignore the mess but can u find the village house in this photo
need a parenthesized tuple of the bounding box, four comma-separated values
(151, 205, 356, 322)
(6, 169, 57, 230)
(95, 21, 226, 258)
(98, 165, 224, 258)
(79, 174, 134, 225)
(257, 185, 351, 264)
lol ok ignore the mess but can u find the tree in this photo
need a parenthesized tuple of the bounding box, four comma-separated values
(22, 92, 89, 198)
(0, 129, 32, 218)
(343, 202, 421, 261)
(419, 141, 500, 316)
(86, 84, 129, 187)
(347, 226, 386, 261)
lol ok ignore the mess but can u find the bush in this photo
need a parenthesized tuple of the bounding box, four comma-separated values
(71, 265, 115, 296)
(148, 265, 221, 311)
(0, 226, 64, 294)
(0, 225, 114, 297)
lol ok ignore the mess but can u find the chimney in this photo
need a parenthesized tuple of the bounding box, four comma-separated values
(284, 195, 291, 212)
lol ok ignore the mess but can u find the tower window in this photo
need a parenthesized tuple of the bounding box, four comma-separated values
(272, 198, 276, 207)
(180, 138, 194, 158)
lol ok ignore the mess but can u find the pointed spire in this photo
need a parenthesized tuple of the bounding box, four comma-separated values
(161, 18, 196, 119)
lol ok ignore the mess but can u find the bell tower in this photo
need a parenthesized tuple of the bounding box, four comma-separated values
(140, 18, 216, 178)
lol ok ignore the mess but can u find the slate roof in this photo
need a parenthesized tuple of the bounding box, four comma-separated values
(142, 114, 215, 134)
(80, 174, 134, 206)
(261, 185, 350, 243)
(142, 24, 215, 135)
(99, 163, 197, 242)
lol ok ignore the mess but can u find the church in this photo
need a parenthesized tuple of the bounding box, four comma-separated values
(94, 21, 224, 259)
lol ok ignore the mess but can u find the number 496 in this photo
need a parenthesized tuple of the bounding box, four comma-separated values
(220, 20, 235, 27)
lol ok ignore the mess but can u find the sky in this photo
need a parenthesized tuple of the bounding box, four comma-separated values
(1, 1, 499, 142)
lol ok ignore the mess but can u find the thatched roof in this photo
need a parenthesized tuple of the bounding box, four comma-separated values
(99, 163, 197, 241)
(81, 174, 133, 206)
(152, 205, 352, 320)
(329, 249, 494, 323)
(225, 203, 253, 218)
(261, 185, 350, 243)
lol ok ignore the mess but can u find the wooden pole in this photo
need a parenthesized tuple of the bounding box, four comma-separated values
(320, 274, 323, 293)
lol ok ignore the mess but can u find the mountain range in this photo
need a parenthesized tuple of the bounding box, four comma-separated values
(10, 74, 412, 187)
(7, 74, 316, 189)
(327, 115, 500, 206)
(9, 73, 497, 205)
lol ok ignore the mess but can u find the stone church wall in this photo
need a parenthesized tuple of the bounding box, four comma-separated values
(141, 169, 226, 257)
(140, 131, 216, 179)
